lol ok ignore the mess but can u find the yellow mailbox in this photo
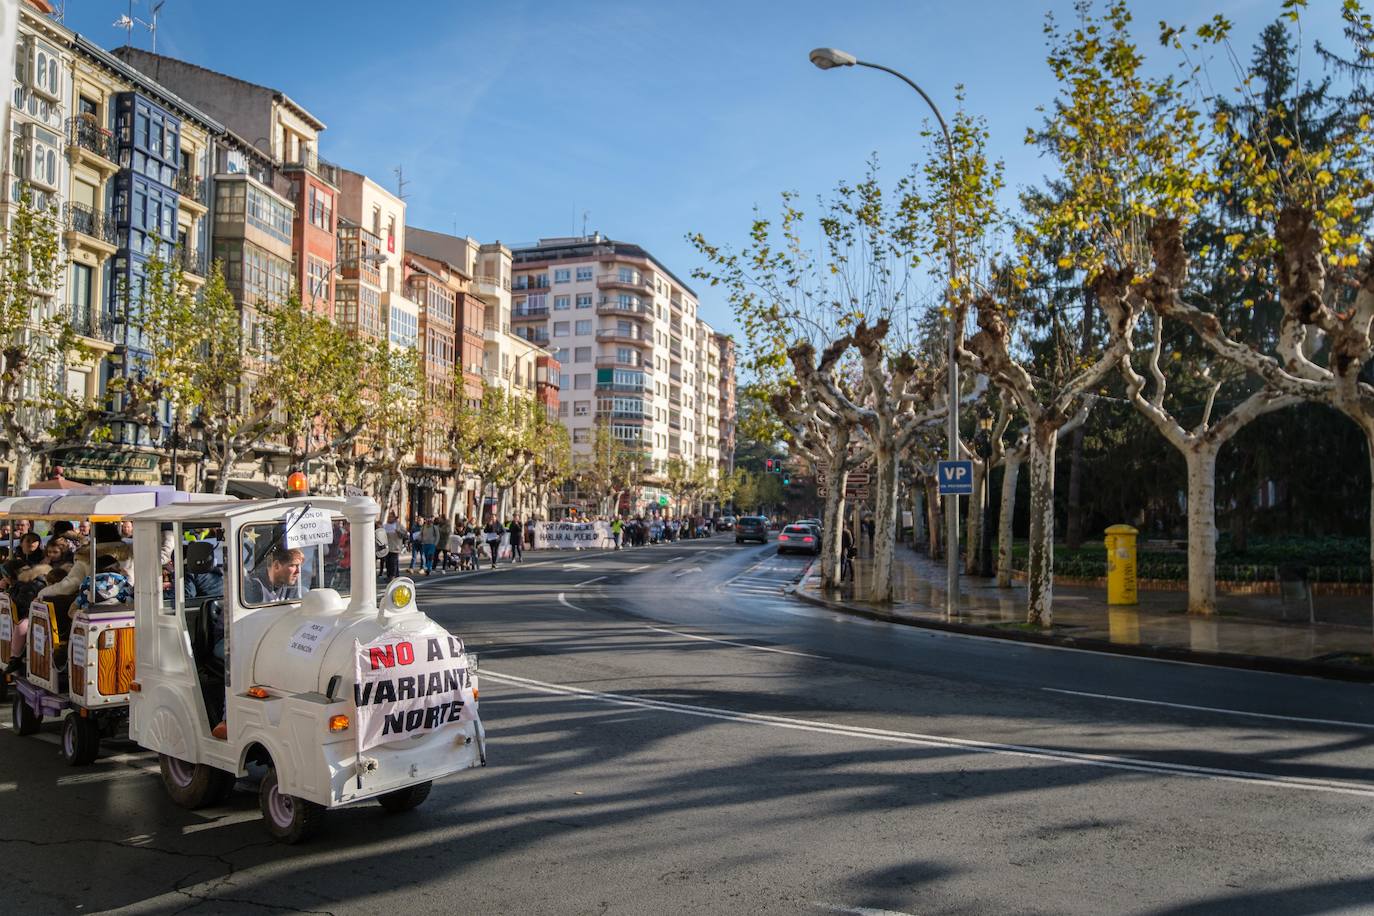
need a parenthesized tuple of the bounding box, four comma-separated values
(1105, 524, 1138, 605)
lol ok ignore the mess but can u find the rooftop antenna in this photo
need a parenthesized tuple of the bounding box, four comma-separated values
(582, 210, 589, 238)
(394, 165, 410, 201)
(113, 0, 164, 52)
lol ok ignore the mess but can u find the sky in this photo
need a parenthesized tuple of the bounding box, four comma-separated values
(59, 0, 1353, 343)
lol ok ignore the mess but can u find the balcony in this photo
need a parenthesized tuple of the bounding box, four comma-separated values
(337, 224, 383, 284)
(595, 329, 650, 346)
(517, 329, 550, 346)
(596, 298, 651, 318)
(599, 410, 650, 423)
(62, 202, 118, 257)
(512, 277, 550, 291)
(597, 272, 654, 293)
(174, 172, 208, 214)
(512, 305, 549, 320)
(67, 118, 118, 177)
(178, 245, 208, 278)
(595, 355, 649, 370)
(669, 392, 682, 407)
(596, 381, 650, 395)
(281, 144, 340, 186)
(669, 340, 682, 358)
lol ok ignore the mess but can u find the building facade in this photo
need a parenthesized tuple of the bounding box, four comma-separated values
(1, 3, 224, 489)
(111, 49, 340, 319)
(508, 235, 733, 511)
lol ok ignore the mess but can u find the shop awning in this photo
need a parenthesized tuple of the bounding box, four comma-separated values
(225, 479, 281, 500)
(55, 448, 161, 485)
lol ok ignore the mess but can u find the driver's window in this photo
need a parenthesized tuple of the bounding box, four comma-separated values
(240, 523, 310, 607)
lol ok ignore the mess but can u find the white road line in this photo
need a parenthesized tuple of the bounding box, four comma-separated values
(481, 671, 1374, 799)
(57, 766, 159, 786)
(1043, 687, 1374, 730)
(575, 576, 607, 587)
(629, 564, 650, 572)
(557, 592, 588, 612)
(815, 904, 919, 916)
(641, 624, 824, 659)
(182, 810, 261, 835)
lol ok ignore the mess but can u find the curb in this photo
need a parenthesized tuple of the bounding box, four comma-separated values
(790, 562, 1374, 684)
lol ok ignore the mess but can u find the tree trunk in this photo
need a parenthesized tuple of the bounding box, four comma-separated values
(13, 443, 34, 493)
(911, 482, 924, 549)
(1183, 442, 1220, 616)
(924, 476, 941, 560)
(869, 445, 899, 603)
(964, 459, 985, 575)
(820, 465, 848, 586)
(1065, 425, 1085, 549)
(1026, 425, 1057, 627)
(997, 451, 1022, 588)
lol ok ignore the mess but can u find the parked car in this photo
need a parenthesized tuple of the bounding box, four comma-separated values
(735, 516, 769, 544)
(797, 519, 823, 546)
(716, 515, 736, 531)
(777, 524, 820, 555)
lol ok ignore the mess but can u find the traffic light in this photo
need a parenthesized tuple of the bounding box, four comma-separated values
(783, 476, 790, 486)
(766, 459, 775, 472)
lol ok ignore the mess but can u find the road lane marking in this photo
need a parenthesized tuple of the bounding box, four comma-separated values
(575, 576, 607, 587)
(557, 592, 588, 612)
(1042, 687, 1374, 730)
(815, 905, 919, 916)
(641, 624, 824, 659)
(629, 564, 650, 572)
(481, 671, 1374, 799)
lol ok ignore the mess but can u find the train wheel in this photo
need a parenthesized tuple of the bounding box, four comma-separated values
(12, 693, 41, 736)
(259, 768, 322, 844)
(61, 713, 100, 765)
(376, 780, 432, 814)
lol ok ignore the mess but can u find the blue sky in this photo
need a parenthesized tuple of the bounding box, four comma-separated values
(62, 1, 1351, 341)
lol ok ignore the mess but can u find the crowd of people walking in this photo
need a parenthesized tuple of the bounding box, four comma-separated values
(374, 512, 721, 582)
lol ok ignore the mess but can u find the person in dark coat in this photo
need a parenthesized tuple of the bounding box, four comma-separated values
(507, 517, 524, 564)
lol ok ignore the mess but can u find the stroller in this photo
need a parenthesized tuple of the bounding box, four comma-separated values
(458, 533, 477, 571)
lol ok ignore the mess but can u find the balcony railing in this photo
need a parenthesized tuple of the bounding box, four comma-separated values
(512, 277, 550, 291)
(597, 272, 654, 292)
(596, 298, 651, 317)
(518, 330, 550, 345)
(67, 302, 94, 337)
(63, 202, 117, 245)
(473, 274, 511, 291)
(596, 381, 650, 394)
(512, 305, 549, 319)
(67, 118, 117, 161)
(178, 245, 208, 276)
(174, 171, 207, 205)
(595, 329, 649, 345)
(595, 355, 648, 370)
(282, 144, 340, 185)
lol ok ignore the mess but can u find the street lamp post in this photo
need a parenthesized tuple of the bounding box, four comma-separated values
(809, 47, 963, 616)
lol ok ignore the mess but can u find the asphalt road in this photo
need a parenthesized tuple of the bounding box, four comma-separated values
(2, 534, 1373, 915)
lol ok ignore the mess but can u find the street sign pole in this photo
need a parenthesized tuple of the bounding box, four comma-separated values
(938, 460, 974, 615)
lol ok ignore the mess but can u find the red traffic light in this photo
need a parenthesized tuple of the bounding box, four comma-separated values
(766, 459, 775, 472)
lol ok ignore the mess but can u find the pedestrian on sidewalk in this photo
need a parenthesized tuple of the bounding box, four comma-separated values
(383, 511, 403, 582)
(841, 526, 856, 581)
(611, 517, 623, 550)
(435, 515, 452, 571)
(419, 517, 439, 576)
(507, 517, 524, 564)
(483, 519, 502, 569)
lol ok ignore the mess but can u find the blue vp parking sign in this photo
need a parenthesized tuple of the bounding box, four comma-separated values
(936, 460, 974, 495)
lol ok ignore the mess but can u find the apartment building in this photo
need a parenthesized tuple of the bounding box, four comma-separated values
(714, 332, 738, 475)
(336, 170, 416, 349)
(111, 48, 340, 319)
(407, 227, 560, 519)
(509, 234, 734, 509)
(0, 2, 223, 489)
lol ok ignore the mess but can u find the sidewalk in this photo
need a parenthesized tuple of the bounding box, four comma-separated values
(794, 547, 1374, 682)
